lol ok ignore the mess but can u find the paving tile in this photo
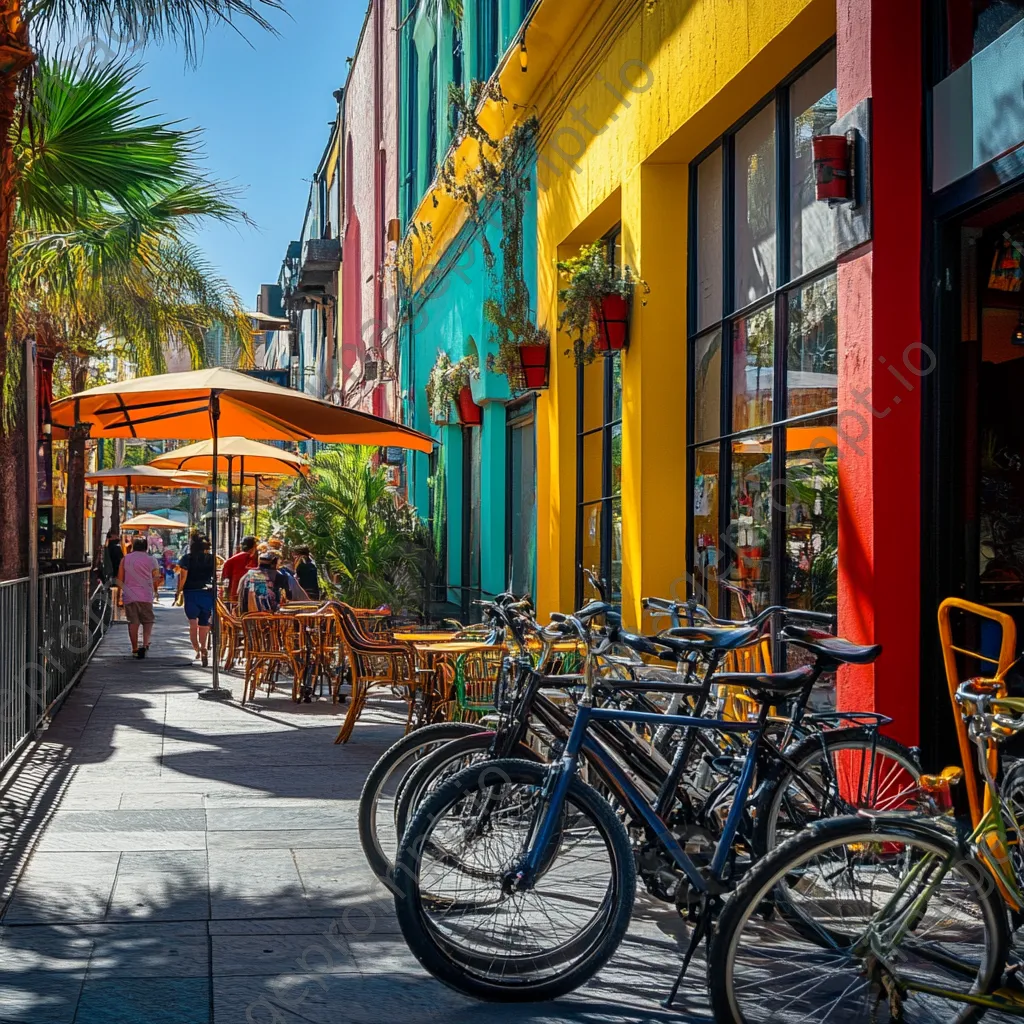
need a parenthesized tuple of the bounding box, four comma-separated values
(206, 830, 359, 852)
(34, 830, 207, 853)
(205, 807, 356, 832)
(74, 976, 210, 1024)
(212, 932, 357, 977)
(46, 809, 207, 832)
(0, 969, 85, 1024)
(105, 872, 209, 922)
(87, 931, 209, 979)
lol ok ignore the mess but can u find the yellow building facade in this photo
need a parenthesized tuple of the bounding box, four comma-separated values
(529, 0, 836, 626)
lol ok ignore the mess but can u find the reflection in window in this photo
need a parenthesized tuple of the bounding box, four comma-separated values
(694, 330, 722, 441)
(734, 103, 777, 308)
(732, 305, 774, 431)
(694, 445, 720, 611)
(696, 147, 723, 330)
(790, 53, 838, 279)
(784, 418, 838, 612)
(787, 273, 838, 416)
(729, 434, 773, 612)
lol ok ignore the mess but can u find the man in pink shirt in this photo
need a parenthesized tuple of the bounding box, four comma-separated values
(117, 537, 163, 659)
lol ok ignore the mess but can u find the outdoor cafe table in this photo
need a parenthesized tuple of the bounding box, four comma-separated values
(409, 640, 504, 726)
(292, 611, 339, 703)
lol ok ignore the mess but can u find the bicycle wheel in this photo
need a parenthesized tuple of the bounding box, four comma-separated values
(1000, 758, 1024, 885)
(709, 815, 1008, 1024)
(754, 729, 920, 854)
(357, 722, 482, 883)
(394, 730, 541, 844)
(393, 757, 636, 1001)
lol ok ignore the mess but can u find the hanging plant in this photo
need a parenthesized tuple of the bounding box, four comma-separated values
(425, 350, 479, 425)
(557, 242, 649, 366)
(484, 300, 550, 390)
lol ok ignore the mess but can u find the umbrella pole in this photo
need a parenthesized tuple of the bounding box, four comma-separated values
(225, 456, 234, 560)
(238, 457, 245, 548)
(253, 475, 259, 540)
(200, 393, 230, 701)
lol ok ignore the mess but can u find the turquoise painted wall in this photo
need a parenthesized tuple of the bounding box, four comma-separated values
(402, 169, 539, 602)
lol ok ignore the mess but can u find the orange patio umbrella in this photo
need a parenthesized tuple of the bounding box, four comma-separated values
(52, 368, 433, 700)
(148, 436, 310, 549)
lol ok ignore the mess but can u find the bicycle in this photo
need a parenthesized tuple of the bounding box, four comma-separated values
(390, 612, 883, 1002)
(707, 674, 1024, 1023)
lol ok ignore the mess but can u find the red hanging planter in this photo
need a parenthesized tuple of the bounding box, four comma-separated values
(811, 134, 852, 203)
(455, 386, 483, 426)
(517, 341, 550, 390)
(592, 294, 631, 352)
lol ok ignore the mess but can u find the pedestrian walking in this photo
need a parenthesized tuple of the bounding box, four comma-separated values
(176, 531, 216, 666)
(103, 529, 125, 621)
(117, 538, 162, 659)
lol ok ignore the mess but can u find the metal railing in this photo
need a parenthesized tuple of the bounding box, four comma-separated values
(0, 568, 111, 775)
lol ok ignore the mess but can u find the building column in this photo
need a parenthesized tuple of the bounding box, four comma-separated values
(835, 0, 923, 745)
(619, 163, 690, 630)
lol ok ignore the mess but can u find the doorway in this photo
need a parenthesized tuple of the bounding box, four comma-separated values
(923, 188, 1024, 765)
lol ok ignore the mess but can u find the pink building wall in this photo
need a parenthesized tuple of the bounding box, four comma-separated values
(340, 0, 400, 420)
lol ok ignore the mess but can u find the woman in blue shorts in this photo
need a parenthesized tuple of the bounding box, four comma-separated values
(176, 531, 216, 666)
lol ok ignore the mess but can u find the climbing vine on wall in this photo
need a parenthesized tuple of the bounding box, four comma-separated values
(437, 81, 546, 391)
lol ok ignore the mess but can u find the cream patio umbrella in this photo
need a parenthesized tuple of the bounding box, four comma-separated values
(120, 513, 191, 531)
(148, 436, 310, 550)
(52, 367, 434, 699)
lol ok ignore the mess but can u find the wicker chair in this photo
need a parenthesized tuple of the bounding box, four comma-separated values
(446, 647, 505, 722)
(216, 599, 244, 671)
(324, 602, 413, 743)
(240, 613, 303, 703)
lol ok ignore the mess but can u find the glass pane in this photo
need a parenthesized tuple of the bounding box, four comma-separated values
(732, 304, 775, 432)
(790, 52, 838, 279)
(734, 102, 777, 308)
(610, 497, 623, 606)
(581, 430, 603, 503)
(783, 416, 838, 613)
(509, 421, 536, 597)
(610, 423, 622, 497)
(728, 433, 773, 613)
(581, 359, 603, 432)
(693, 329, 722, 441)
(946, 0, 1024, 72)
(610, 352, 622, 423)
(693, 444, 720, 612)
(696, 147, 723, 331)
(787, 273, 838, 416)
(579, 502, 603, 597)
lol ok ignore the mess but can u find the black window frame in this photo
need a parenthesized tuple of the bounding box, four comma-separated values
(576, 226, 623, 609)
(686, 42, 839, 620)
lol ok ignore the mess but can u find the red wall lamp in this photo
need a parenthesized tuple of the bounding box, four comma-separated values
(812, 130, 858, 206)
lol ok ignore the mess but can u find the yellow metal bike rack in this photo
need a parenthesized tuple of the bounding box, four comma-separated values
(938, 597, 1017, 826)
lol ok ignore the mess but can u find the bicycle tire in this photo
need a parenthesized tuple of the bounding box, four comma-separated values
(709, 815, 1008, 1024)
(1000, 758, 1024, 888)
(394, 730, 540, 845)
(357, 722, 482, 883)
(393, 757, 636, 1002)
(753, 728, 920, 855)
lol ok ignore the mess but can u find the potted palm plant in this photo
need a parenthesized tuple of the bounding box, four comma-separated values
(426, 352, 481, 426)
(557, 242, 644, 365)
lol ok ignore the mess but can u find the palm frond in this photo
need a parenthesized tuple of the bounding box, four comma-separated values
(25, 0, 285, 64)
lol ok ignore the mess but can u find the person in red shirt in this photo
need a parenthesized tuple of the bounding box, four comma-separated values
(220, 536, 258, 602)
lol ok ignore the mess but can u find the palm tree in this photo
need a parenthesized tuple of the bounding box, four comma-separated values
(11, 58, 251, 565)
(0, 0, 279, 577)
(269, 447, 430, 612)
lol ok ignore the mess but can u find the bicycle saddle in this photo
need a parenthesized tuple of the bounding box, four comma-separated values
(780, 625, 881, 666)
(713, 663, 817, 696)
(658, 625, 760, 655)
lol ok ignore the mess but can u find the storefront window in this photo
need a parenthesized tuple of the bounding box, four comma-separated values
(577, 228, 624, 608)
(696, 146, 723, 331)
(693, 329, 721, 441)
(734, 102, 777, 308)
(688, 48, 839, 619)
(944, 0, 1024, 72)
(789, 53, 838, 279)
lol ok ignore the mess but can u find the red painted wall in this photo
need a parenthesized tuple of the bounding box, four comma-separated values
(835, 0, 923, 745)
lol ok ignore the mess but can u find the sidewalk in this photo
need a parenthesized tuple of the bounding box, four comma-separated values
(0, 599, 699, 1023)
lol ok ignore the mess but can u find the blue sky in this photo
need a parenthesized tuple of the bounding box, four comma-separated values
(123, 1, 368, 308)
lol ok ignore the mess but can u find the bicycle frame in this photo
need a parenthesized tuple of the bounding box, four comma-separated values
(521, 702, 765, 892)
